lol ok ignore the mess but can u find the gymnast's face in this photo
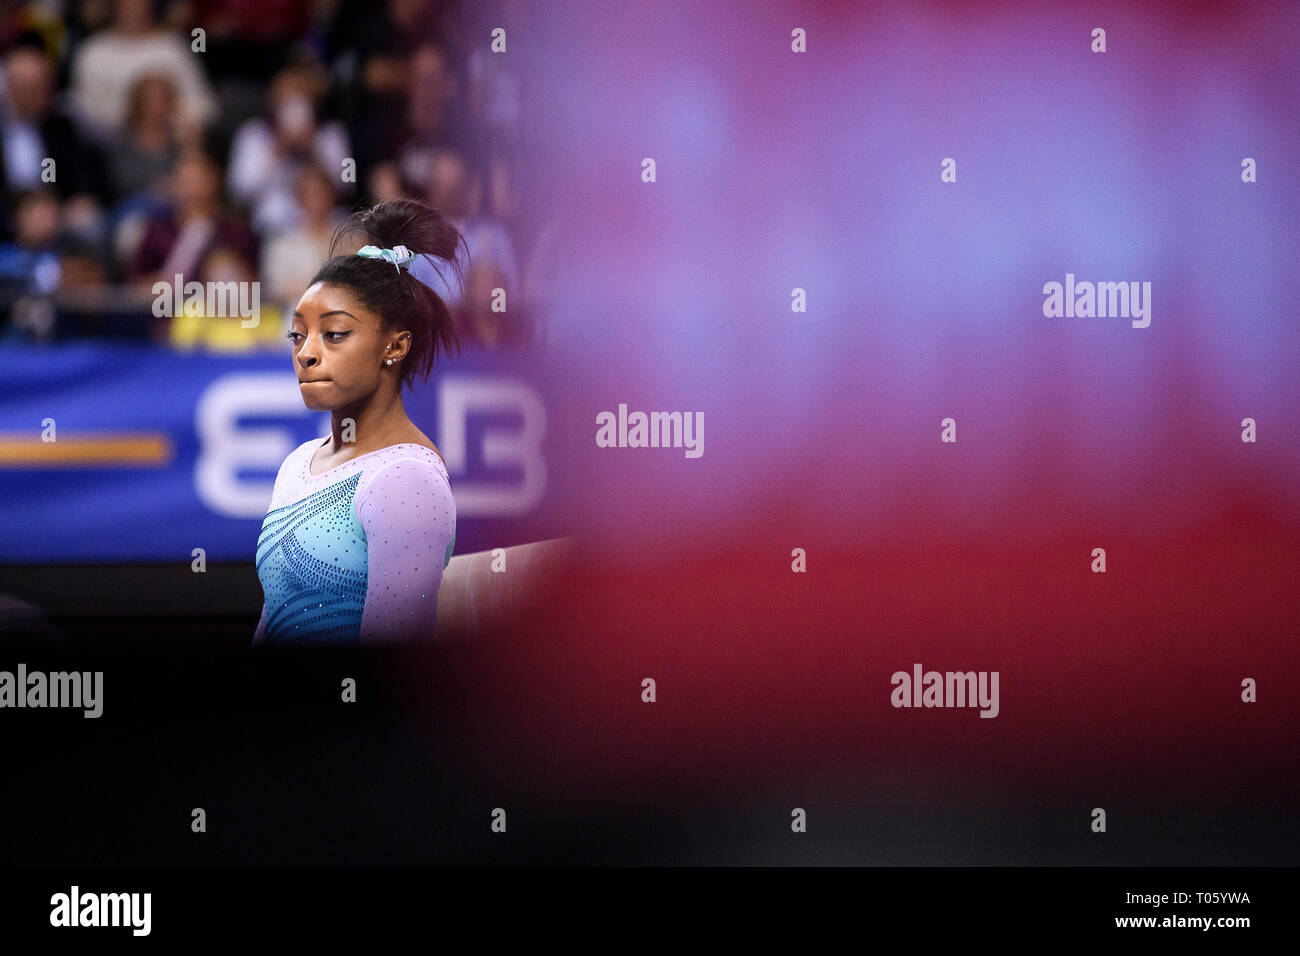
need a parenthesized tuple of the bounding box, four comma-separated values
(290, 282, 409, 410)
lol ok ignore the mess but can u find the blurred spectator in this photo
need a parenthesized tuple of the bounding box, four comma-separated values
(365, 159, 405, 204)
(324, 0, 450, 184)
(259, 162, 344, 310)
(453, 256, 529, 348)
(226, 62, 350, 236)
(463, 0, 522, 220)
(0, 40, 108, 243)
(169, 243, 285, 351)
(54, 234, 109, 295)
(0, 186, 61, 338)
(419, 144, 516, 310)
(69, 0, 218, 148)
(105, 71, 181, 204)
(464, 0, 521, 138)
(393, 40, 477, 198)
(179, 0, 315, 151)
(0, 187, 61, 295)
(127, 145, 255, 290)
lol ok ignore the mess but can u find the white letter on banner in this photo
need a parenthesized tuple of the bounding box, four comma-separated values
(194, 374, 323, 517)
(438, 377, 546, 517)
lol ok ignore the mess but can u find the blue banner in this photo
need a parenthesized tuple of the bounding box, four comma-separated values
(0, 343, 561, 562)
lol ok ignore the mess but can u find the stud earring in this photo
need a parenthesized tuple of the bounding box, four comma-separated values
(385, 359, 393, 366)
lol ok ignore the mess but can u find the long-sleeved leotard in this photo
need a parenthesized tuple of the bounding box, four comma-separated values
(252, 438, 455, 645)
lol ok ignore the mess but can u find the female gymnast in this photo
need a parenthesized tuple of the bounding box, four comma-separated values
(252, 198, 466, 645)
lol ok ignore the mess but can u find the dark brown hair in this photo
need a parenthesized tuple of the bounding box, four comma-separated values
(309, 198, 467, 392)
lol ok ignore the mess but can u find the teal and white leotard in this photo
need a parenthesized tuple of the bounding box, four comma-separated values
(252, 438, 455, 645)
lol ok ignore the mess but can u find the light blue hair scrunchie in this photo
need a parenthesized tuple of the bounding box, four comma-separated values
(356, 244, 414, 272)
(356, 243, 447, 296)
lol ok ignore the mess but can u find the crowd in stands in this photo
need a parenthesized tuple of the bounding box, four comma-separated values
(0, 0, 534, 350)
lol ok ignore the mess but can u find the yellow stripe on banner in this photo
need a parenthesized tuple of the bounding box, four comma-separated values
(0, 434, 174, 468)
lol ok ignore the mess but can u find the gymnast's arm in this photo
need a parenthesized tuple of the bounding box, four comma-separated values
(355, 458, 456, 644)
